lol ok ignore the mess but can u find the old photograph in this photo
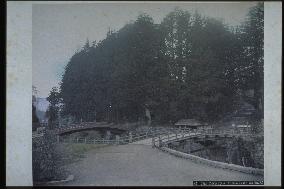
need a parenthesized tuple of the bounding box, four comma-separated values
(31, 2, 265, 186)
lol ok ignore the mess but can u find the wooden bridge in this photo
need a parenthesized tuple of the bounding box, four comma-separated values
(55, 122, 127, 135)
(57, 126, 180, 144)
(33, 120, 261, 145)
(152, 129, 261, 147)
(57, 126, 259, 146)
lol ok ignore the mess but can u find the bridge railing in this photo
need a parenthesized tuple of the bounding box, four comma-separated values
(57, 125, 255, 146)
(152, 129, 194, 147)
(152, 128, 257, 147)
(60, 137, 119, 145)
(57, 127, 188, 145)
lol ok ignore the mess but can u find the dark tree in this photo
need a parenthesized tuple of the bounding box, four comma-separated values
(46, 87, 61, 128)
(32, 86, 40, 131)
(59, 6, 263, 125)
(240, 3, 264, 118)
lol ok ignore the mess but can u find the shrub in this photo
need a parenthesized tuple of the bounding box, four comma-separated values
(32, 130, 68, 183)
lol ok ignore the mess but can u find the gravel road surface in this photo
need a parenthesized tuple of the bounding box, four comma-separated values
(58, 144, 263, 186)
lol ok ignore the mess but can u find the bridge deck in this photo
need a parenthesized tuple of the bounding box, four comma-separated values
(56, 122, 127, 135)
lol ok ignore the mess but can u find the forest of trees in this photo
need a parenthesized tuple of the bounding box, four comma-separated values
(47, 3, 263, 125)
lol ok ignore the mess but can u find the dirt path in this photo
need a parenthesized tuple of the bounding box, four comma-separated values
(59, 144, 263, 186)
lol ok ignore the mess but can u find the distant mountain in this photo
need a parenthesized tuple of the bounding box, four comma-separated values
(36, 109, 47, 123)
(35, 97, 50, 112)
(35, 98, 50, 123)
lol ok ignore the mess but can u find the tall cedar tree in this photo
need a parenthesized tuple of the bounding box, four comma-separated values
(59, 4, 263, 124)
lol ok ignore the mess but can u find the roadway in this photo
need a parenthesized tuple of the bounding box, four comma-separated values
(58, 143, 263, 186)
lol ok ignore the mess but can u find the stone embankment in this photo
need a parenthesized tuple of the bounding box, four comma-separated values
(160, 147, 264, 175)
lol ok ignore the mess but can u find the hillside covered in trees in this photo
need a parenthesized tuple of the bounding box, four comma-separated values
(47, 3, 263, 126)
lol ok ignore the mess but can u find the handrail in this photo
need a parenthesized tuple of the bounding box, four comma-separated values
(152, 129, 257, 147)
(57, 126, 257, 146)
(56, 122, 119, 133)
(58, 127, 180, 144)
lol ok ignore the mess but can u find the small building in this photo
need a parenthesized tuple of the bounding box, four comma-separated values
(231, 120, 252, 133)
(219, 101, 256, 133)
(174, 119, 211, 130)
(36, 126, 46, 134)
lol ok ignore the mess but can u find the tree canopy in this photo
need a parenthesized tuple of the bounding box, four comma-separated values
(53, 4, 263, 125)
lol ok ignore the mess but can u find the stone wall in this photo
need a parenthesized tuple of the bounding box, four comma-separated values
(167, 136, 264, 169)
(248, 136, 264, 169)
(160, 147, 264, 176)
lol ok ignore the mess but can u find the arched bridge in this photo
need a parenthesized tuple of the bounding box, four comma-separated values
(56, 122, 127, 135)
(152, 129, 262, 147)
(58, 126, 260, 146)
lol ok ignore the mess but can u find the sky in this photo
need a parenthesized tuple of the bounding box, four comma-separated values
(32, 2, 257, 98)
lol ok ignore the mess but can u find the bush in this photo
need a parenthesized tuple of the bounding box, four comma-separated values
(32, 130, 68, 183)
